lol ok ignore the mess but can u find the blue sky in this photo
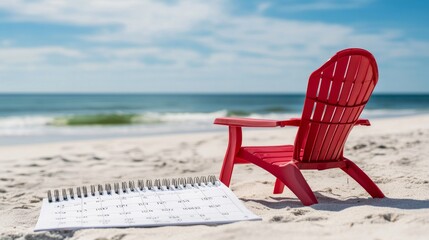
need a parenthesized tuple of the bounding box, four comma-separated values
(0, 0, 428, 93)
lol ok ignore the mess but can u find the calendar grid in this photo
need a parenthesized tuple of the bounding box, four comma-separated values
(35, 177, 261, 231)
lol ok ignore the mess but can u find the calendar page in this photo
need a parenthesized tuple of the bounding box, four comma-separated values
(34, 180, 261, 231)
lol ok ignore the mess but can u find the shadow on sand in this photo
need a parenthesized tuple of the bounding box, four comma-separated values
(241, 192, 429, 211)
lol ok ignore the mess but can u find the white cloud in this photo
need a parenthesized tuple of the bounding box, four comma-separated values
(0, 0, 223, 43)
(201, 17, 429, 61)
(257, 2, 271, 12)
(0, 0, 428, 92)
(0, 46, 83, 69)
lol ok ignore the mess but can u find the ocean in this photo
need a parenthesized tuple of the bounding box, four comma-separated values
(0, 94, 428, 145)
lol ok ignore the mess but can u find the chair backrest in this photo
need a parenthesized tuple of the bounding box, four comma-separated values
(293, 48, 378, 162)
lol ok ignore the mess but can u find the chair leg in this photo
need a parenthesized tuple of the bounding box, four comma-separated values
(219, 155, 235, 187)
(219, 126, 242, 187)
(341, 159, 385, 198)
(273, 178, 285, 194)
(275, 163, 318, 206)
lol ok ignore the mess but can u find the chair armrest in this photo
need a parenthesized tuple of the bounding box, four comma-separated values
(354, 119, 371, 126)
(214, 117, 301, 128)
(278, 118, 301, 127)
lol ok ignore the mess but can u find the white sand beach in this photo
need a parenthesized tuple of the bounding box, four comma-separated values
(0, 114, 428, 240)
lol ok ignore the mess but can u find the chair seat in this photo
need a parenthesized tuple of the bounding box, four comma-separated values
(240, 145, 302, 165)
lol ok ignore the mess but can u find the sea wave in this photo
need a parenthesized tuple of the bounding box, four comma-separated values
(50, 114, 156, 126)
(0, 110, 236, 128)
(47, 111, 295, 126)
(0, 109, 421, 129)
(361, 109, 424, 118)
(0, 116, 52, 128)
(0, 108, 425, 129)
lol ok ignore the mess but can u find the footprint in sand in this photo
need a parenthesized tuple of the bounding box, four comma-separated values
(12, 193, 25, 198)
(91, 155, 104, 161)
(405, 140, 421, 147)
(364, 213, 401, 223)
(296, 216, 327, 222)
(181, 169, 197, 174)
(30, 197, 43, 203)
(374, 177, 392, 184)
(391, 157, 412, 166)
(128, 152, 145, 162)
(16, 231, 75, 240)
(12, 204, 34, 209)
(352, 143, 367, 150)
(154, 162, 167, 168)
(270, 215, 294, 223)
(39, 156, 55, 161)
(131, 158, 144, 162)
(6, 182, 26, 188)
(290, 209, 309, 216)
(27, 163, 41, 167)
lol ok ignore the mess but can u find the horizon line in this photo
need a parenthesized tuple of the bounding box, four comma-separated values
(0, 92, 428, 95)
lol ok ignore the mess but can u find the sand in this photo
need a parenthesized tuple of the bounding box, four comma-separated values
(0, 114, 428, 240)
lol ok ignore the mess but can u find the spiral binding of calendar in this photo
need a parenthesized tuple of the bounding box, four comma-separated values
(47, 175, 218, 203)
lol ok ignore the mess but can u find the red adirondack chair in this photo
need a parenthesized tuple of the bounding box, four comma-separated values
(214, 48, 385, 205)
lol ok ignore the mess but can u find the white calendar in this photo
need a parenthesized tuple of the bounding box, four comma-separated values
(34, 176, 261, 231)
